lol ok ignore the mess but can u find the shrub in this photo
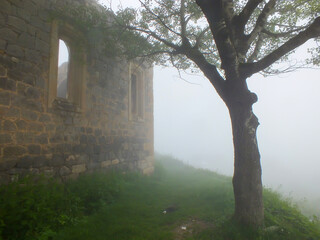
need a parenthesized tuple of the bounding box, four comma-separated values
(0, 176, 81, 240)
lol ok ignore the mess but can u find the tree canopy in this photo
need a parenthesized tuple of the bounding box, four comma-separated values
(115, 0, 320, 76)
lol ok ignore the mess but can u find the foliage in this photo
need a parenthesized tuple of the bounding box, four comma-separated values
(55, 155, 320, 240)
(0, 176, 82, 240)
(1, 156, 319, 239)
(113, 0, 320, 74)
(50, 1, 153, 61)
(66, 172, 124, 215)
(0, 172, 124, 240)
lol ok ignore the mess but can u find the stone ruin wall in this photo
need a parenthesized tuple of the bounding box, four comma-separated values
(0, 0, 154, 183)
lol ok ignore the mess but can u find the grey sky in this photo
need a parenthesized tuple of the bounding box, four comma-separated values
(99, 0, 320, 200)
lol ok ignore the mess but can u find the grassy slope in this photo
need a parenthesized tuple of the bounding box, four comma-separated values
(1, 155, 319, 240)
(55, 155, 320, 240)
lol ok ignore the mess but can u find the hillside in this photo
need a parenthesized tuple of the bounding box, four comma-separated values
(0, 155, 319, 240)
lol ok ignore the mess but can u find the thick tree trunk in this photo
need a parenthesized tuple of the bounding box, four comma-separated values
(226, 92, 264, 227)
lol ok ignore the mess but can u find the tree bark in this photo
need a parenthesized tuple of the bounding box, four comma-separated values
(226, 90, 264, 227)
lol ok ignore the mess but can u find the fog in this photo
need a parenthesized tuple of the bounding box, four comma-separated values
(99, 0, 320, 206)
(154, 44, 320, 202)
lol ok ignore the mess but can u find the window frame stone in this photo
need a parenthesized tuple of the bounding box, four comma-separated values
(48, 19, 86, 112)
(129, 62, 145, 121)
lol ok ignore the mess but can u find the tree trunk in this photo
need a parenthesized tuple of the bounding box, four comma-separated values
(227, 93, 264, 227)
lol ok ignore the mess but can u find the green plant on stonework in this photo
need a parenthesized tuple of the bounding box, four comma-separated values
(0, 176, 82, 240)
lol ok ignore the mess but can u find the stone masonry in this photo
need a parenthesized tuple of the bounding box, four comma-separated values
(0, 0, 154, 183)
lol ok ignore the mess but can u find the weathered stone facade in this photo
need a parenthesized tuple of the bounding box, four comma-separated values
(0, 0, 154, 183)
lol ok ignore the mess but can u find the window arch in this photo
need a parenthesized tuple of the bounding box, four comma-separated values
(57, 39, 70, 99)
(129, 63, 145, 121)
(48, 20, 86, 111)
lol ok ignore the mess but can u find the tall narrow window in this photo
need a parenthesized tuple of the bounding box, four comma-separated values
(57, 39, 69, 99)
(48, 20, 86, 111)
(131, 73, 137, 116)
(130, 65, 144, 121)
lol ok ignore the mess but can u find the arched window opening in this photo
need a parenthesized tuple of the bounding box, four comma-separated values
(131, 73, 137, 116)
(130, 66, 144, 121)
(57, 39, 70, 99)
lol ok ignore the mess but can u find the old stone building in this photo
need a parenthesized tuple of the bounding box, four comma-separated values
(0, 0, 154, 183)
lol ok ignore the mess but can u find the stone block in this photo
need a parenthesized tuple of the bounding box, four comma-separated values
(0, 28, 18, 42)
(16, 132, 34, 144)
(18, 32, 35, 48)
(71, 164, 86, 174)
(24, 86, 41, 100)
(25, 48, 41, 64)
(39, 114, 51, 122)
(16, 155, 46, 168)
(0, 39, 6, 50)
(0, 65, 6, 77)
(17, 7, 31, 21)
(21, 109, 38, 121)
(0, 77, 16, 91)
(59, 166, 71, 176)
(12, 95, 43, 112)
(101, 160, 112, 168)
(79, 135, 87, 144)
(63, 116, 73, 125)
(94, 129, 102, 136)
(22, 73, 36, 86)
(3, 120, 17, 132)
(34, 133, 48, 144)
(27, 144, 41, 154)
(16, 119, 27, 130)
(35, 38, 49, 53)
(7, 16, 27, 32)
(27, 122, 43, 132)
(30, 16, 50, 33)
(5, 107, 20, 119)
(0, 1, 11, 13)
(87, 162, 101, 170)
(0, 134, 13, 144)
(51, 154, 65, 167)
(72, 144, 84, 154)
(55, 143, 71, 154)
(93, 144, 100, 154)
(112, 159, 120, 165)
(0, 159, 17, 171)
(49, 134, 63, 144)
(3, 145, 27, 157)
(45, 124, 55, 131)
(87, 135, 96, 144)
(6, 45, 24, 58)
(98, 136, 106, 144)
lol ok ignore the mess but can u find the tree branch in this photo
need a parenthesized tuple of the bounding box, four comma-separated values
(261, 25, 308, 38)
(138, 0, 181, 37)
(180, 0, 188, 43)
(127, 25, 179, 50)
(196, 0, 239, 78)
(247, 0, 277, 45)
(247, 33, 264, 62)
(194, 26, 210, 49)
(242, 17, 320, 77)
(181, 45, 227, 98)
(233, 0, 263, 33)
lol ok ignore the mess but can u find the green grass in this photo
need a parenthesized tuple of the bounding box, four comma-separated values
(0, 154, 319, 240)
